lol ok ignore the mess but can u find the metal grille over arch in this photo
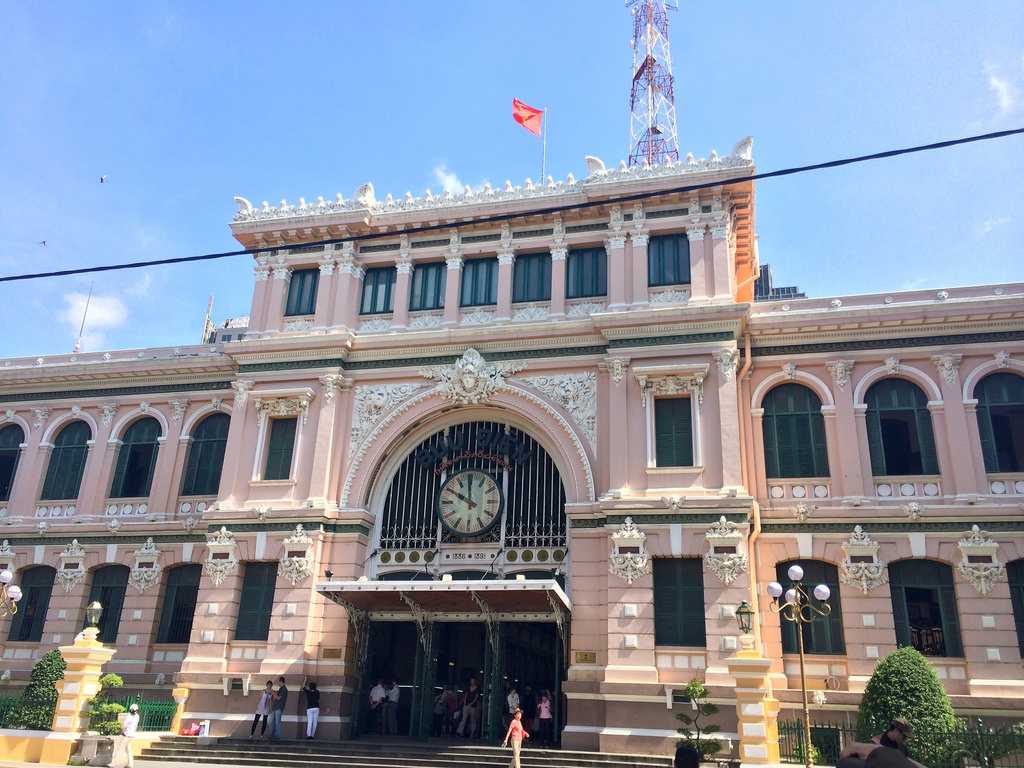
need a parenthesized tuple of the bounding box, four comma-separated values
(376, 420, 567, 554)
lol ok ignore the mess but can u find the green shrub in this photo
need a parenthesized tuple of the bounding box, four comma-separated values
(11, 649, 66, 730)
(856, 646, 957, 766)
(675, 679, 723, 760)
(86, 673, 125, 736)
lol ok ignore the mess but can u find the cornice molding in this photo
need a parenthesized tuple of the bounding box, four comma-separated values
(749, 328, 1024, 359)
(0, 380, 235, 406)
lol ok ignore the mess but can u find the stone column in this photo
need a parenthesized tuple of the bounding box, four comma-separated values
(711, 220, 732, 300)
(307, 374, 349, 508)
(246, 254, 272, 336)
(932, 354, 981, 496)
(716, 350, 743, 491)
(630, 231, 649, 307)
(443, 237, 462, 325)
(927, 401, 958, 496)
(347, 264, 365, 330)
(550, 247, 567, 317)
(150, 402, 186, 517)
(853, 405, 878, 496)
(496, 246, 515, 320)
(726, 635, 781, 766)
(218, 382, 252, 507)
(392, 240, 413, 328)
(605, 234, 628, 311)
(962, 400, 992, 492)
(687, 226, 708, 301)
(603, 359, 630, 494)
(264, 253, 292, 334)
(8, 414, 45, 515)
(749, 409, 769, 500)
(312, 248, 337, 331)
(79, 407, 117, 516)
(825, 360, 864, 498)
(330, 243, 357, 330)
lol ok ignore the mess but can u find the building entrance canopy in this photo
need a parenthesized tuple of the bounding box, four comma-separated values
(317, 577, 571, 622)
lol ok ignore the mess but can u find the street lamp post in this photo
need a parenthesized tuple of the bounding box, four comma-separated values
(0, 568, 23, 618)
(767, 564, 832, 768)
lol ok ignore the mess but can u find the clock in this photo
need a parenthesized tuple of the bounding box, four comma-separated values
(437, 469, 503, 536)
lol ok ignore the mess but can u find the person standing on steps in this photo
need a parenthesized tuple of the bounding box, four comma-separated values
(505, 684, 520, 731)
(251, 680, 273, 740)
(384, 678, 400, 736)
(302, 680, 320, 739)
(368, 678, 386, 735)
(536, 689, 553, 746)
(122, 702, 140, 768)
(269, 676, 288, 740)
(457, 677, 482, 738)
(500, 707, 530, 768)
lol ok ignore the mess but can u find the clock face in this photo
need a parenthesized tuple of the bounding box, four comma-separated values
(437, 469, 503, 536)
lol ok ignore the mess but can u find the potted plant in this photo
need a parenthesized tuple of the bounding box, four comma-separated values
(675, 679, 724, 762)
(74, 674, 126, 766)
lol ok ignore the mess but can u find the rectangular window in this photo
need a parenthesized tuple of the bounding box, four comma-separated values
(654, 397, 694, 467)
(653, 558, 706, 647)
(156, 565, 201, 644)
(648, 234, 691, 287)
(360, 267, 396, 315)
(235, 562, 278, 641)
(512, 252, 551, 303)
(566, 247, 607, 299)
(263, 418, 297, 480)
(409, 262, 446, 311)
(284, 268, 319, 316)
(460, 258, 498, 307)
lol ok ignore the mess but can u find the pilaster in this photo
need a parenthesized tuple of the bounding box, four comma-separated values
(392, 239, 413, 329)
(246, 253, 272, 335)
(219, 381, 253, 507)
(853, 405, 877, 496)
(825, 360, 862, 498)
(313, 247, 338, 331)
(932, 354, 980, 495)
(330, 243, 357, 330)
(79, 410, 116, 516)
(550, 247, 567, 317)
(601, 358, 630, 494)
(264, 251, 292, 334)
(711, 220, 731, 300)
(150, 404, 186, 517)
(687, 225, 708, 301)
(496, 245, 515, 320)
(443, 234, 462, 325)
(630, 230, 649, 307)
(716, 350, 743, 491)
(307, 374, 350, 507)
(605, 229, 628, 311)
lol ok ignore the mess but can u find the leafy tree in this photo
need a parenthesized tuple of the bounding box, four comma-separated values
(675, 679, 723, 759)
(856, 646, 957, 766)
(86, 673, 126, 736)
(12, 649, 66, 730)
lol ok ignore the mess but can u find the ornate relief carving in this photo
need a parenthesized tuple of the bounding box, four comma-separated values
(319, 374, 348, 402)
(826, 360, 855, 390)
(608, 358, 629, 385)
(349, 383, 427, 451)
(460, 310, 496, 326)
(512, 306, 549, 322)
(359, 318, 393, 333)
(255, 394, 312, 425)
(231, 380, 254, 406)
(203, 527, 238, 586)
(703, 516, 747, 585)
(884, 356, 901, 375)
(409, 313, 443, 329)
(566, 302, 605, 317)
(56, 539, 87, 592)
(793, 503, 811, 522)
(839, 526, 888, 594)
(715, 349, 739, 382)
(957, 525, 1005, 595)
(931, 353, 962, 385)
(280, 524, 314, 586)
(649, 289, 690, 304)
(169, 400, 189, 423)
(904, 502, 922, 521)
(284, 317, 314, 333)
(0, 409, 14, 424)
(637, 368, 707, 405)
(994, 351, 1011, 369)
(420, 348, 525, 406)
(128, 537, 162, 593)
(608, 517, 651, 585)
(101, 404, 118, 426)
(520, 373, 597, 452)
(782, 362, 797, 380)
(32, 408, 48, 430)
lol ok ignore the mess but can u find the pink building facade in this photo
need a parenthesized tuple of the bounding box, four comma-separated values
(1, 141, 1023, 754)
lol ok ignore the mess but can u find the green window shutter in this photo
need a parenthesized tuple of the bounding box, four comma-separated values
(762, 385, 828, 479)
(41, 421, 91, 501)
(775, 561, 845, 654)
(865, 406, 886, 475)
(653, 559, 705, 646)
(157, 565, 201, 644)
(512, 253, 551, 303)
(937, 585, 963, 657)
(235, 562, 279, 641)
(1008, 560, 1024, 658)
(7, 566, 56, 643)
(810, 410, 830, 477)
(654, 398, 693, 467)
(0, 424, 23, 502)
(263, 418, 297, 480)
(915, 408, 939, 475)
(410, 262, 445, 311)
(86, 565, 129, 643)
(566, 248, 607, 299)
(181, 413, 230, 496)
(976, 404, 999, 472)
(360, 267, 395, 314)
(889, 575, 911, 649)
(648, 234, 690, 287)
(762, 413, 781, 478)
(460, 258, 498, 307)
(285, 269, 319, 316)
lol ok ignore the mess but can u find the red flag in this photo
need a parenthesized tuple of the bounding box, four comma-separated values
(512, 98, 543, 137)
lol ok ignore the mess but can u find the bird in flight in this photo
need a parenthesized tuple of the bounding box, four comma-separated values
(38, 240, 47, 247)
(99, 175, 108, 183)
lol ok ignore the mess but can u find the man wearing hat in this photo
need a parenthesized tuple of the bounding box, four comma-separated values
(839, 719, 925, 768)
(121, 703, 141, 768)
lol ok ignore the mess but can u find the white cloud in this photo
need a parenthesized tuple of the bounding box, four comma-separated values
(125, 272, 153, 298)
(433, 164, 465, 196)
(988, 72, 1017, 115)
(60, 292, 128, 351)
(978, 216, 1012, 236)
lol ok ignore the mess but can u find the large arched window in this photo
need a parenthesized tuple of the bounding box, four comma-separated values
(761, 384, 830, 478)
(888, 560, 962, 657)
(975, 373, 1024, 473)
(865, 379, 938, 476)
(0, 423, 25, 501)
(156, 564, 202, 644)
(41, 420, 92, 501)
(775, 560, 845, 654)
(85, 564, 130, 643)
(7, 566, 56, 642)
(109, 417, 161, 498)
(180, 413, 230, 496)
(1009, 559, 1024, 659)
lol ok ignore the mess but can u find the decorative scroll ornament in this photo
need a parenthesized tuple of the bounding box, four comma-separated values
(280, 524, 314, 586)
(520, 373, 597, 452)
(255, 393, 313, 425)
(318, 374, 348, 402)
(703, 516, 747, 585)
(421, 348, 525, 406)
(607, 358, 629, 385)
(128, 537, 162, 593)
(715, 349, 739, 382)
(231, 380, 254, 406)
(636, 367, 707, 406)
(826, 360, 855, 390)
(203, 526, 238, 586)
(608, 517, 651, 585)
(56, 539, 87, 592)
(957, 525, 1005, 595)
(931, 353, 962, 386)
(350, 383, 427, 450)
(839, 525, 888, 594)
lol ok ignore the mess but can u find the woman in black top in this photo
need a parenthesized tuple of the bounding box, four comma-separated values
(302, 681, 321, 739)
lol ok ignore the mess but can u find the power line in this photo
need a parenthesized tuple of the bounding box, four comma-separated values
(2, 126, 1021, 285)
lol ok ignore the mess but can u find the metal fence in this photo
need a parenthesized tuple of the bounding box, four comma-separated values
(779, 720, 1024, 768)
(113, 695, 178, 732)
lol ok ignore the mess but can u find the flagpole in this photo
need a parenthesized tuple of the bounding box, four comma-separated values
(541, 106, 548, 182)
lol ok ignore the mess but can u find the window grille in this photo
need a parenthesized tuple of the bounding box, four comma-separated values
(889, 560, 963, 657)
(156, 565, 201, 644)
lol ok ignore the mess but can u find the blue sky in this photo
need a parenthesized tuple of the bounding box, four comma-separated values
(1, 1, 1022, 357)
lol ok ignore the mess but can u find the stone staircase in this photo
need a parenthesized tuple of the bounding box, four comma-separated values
(137, 736, 674, 768)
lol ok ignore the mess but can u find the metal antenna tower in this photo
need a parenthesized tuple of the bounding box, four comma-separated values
(627, 0, 680, 167)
